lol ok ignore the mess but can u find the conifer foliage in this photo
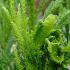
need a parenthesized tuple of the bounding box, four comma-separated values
(0, 0, 70, 70)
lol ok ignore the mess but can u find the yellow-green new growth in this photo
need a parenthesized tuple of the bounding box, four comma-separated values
(33, 14, 57, 45)
(43, 14, 57, 32)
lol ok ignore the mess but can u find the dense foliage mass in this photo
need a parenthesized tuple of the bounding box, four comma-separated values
(0, 0, 70, 70)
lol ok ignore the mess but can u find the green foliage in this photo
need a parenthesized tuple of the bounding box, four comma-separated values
(0, 0, 70, 70)
(33, 14, 57, 45)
